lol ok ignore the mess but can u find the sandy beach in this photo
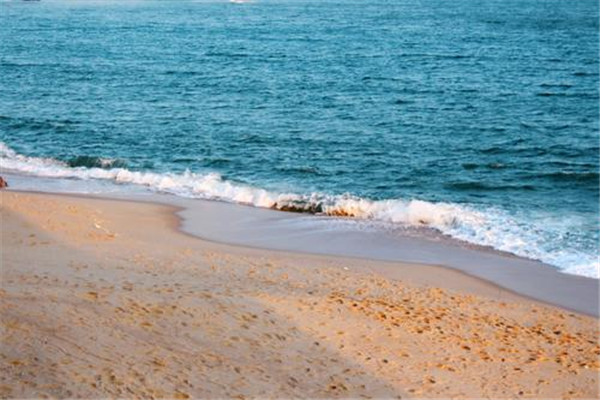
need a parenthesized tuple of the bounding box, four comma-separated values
(1, 190, 598, 398)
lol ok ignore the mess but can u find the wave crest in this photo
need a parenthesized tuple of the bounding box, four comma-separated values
(0, 142, 468, 229)
(0, 142, 486, 252)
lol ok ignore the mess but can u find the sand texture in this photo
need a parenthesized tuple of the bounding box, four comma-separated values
(1, 191, 598, 399)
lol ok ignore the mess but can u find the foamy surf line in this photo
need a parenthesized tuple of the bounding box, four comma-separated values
(1, 141, 598, 279)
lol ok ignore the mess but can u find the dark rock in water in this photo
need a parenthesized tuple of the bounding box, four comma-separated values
(272, 201, 324, 214)
(0, 177, 8, 189)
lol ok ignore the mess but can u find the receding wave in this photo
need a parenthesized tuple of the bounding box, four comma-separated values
(1, 142, 597, 278)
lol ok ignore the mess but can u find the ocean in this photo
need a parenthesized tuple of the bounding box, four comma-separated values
(1, 0, 598, 277)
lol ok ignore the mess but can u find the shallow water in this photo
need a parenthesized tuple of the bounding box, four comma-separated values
(1, 0, 598, 277)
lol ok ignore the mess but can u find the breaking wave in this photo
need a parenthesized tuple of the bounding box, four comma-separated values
(1, 142, 598, 278)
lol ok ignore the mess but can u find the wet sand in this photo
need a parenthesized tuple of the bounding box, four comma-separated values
(172, 196, 599, 317)
(1, 191, 598, 398)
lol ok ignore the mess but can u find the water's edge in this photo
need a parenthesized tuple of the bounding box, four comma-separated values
(2, 143, 598, 279)
(3, 172, 598, 317)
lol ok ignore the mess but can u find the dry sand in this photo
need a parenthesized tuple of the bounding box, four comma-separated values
(0, 191, 598, 399)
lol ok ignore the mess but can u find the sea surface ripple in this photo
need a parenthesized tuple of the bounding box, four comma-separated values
(1, 0, 598, 277)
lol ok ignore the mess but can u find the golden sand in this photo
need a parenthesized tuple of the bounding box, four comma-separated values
(1, 191, 598, 398)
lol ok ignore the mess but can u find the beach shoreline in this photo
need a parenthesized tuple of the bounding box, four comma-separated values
(3, 175, 599, 317)
(1, 190, 598, 398)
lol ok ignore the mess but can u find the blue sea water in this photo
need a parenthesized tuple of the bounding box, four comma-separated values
(1, 0, 598, 277)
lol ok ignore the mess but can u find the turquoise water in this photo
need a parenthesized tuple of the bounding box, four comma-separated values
(1, 0, 598, 277)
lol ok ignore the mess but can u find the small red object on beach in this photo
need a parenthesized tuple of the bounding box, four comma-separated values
(0, 176, 8, 189)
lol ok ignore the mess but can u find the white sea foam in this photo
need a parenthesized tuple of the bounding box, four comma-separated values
(1, 142, 598, 278)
